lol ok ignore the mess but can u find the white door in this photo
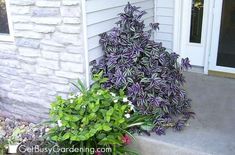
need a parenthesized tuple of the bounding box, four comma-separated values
(181, 0, 209, 66)
(209, 0, 235, 73)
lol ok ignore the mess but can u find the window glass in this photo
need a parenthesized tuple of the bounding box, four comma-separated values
(189, 0, 204, 43)
(0, 0, 10, 34)
(216, 0, 235, 68)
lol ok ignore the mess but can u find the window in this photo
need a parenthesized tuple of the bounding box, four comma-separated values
(189, 0, 204, 43)
(0, 0, 13, 41)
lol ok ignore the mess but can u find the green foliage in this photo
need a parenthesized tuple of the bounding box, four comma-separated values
(48, 72, 141, 154)
(6, 128, 25, 145)
(0, 139, 6, 155)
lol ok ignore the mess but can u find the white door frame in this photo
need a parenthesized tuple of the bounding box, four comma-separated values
(208, 0, 235, 74)
(203, 0, 214, 74)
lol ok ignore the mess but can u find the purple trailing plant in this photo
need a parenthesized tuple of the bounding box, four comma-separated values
(92, 3, 195, 135)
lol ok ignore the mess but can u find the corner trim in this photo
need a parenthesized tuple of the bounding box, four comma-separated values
(173, 0, 182, 56)
(153, 0, 158, 41)
(81, 0, 90, 88)
(203, 0, 215, 74)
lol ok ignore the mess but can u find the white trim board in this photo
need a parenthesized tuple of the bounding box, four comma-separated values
(154, 0, 157, 41)
(81, 0, 90, 88)
(204, 0, 215, 74)
(173, 0, 182, 57)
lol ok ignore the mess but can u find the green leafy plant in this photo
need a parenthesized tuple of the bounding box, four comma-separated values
(48, 72, 145, 155)
(7, 128, 25, 145)
(0, 138, 6, 155)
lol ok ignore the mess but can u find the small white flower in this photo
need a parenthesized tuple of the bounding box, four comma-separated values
(76, 91, 82, 96)
(70, 99, 74, 103)
(124, 114, 131, 118)
(110, 92, 116, 97)
(114, 99, 118, 103)
(45, 128, 50, 133)
(128, 102, 135, 111)
(57, 120, 62, 127)
(123, 97, 129, 102)
(97, 91, 102, 95)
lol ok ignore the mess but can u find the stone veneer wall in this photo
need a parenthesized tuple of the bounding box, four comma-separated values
(0, 0, 85, 122)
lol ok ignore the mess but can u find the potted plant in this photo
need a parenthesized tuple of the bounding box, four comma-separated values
(6, 128, 25, 154)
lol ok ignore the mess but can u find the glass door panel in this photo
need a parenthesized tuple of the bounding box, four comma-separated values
(216, 0, 235, 68)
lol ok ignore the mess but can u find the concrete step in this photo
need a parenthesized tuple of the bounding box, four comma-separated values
(131, 135, 210, 155)
(129, 72, 235, 155)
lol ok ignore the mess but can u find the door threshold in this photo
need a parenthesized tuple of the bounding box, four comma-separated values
(187, 66, 204, 74)
(208, 70, 235, 79)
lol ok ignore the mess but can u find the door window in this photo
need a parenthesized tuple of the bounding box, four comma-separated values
(189, 0, 204, 43)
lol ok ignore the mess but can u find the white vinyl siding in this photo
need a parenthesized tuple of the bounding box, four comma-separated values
(86, 0, 155, 63)
(155, 0, 174, 50)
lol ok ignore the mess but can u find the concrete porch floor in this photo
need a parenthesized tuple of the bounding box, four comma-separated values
(133, 72, 235, 155)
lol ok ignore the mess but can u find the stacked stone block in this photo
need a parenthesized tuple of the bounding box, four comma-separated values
(0, 0, 85, 122)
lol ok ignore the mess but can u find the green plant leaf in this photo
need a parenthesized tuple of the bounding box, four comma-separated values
(106, 108, 114, 122)
(71, 78, 86, 94)
(102, 124, 112, 131)
(96, 133, 106, 140)
(62, 133, 71, 140)
(98, 136, 121, 145)
(51, 135, 58, 141)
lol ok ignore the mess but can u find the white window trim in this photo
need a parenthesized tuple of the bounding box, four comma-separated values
(0, 0, 14, 42)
